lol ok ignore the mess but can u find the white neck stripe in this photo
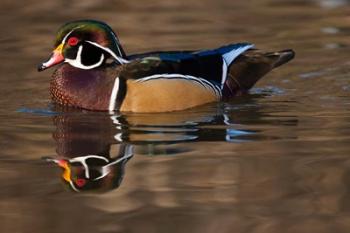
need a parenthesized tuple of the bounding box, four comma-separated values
(104, 145, 133, 168)
(109, 77, 120, 112)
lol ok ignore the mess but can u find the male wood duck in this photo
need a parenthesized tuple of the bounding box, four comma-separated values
(46, 145, 133, 192)
(38, 20, 295, 112)
(45, 112, 133, 192)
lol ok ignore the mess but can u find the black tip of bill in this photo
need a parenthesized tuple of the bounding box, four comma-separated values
(37, 64, 46, 72)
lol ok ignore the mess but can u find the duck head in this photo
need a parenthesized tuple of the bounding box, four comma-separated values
(46, 146, 133, 193)
(38, 20, 128, 72)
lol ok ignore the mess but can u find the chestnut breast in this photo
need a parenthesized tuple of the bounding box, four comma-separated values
(51, 64, 119, 111)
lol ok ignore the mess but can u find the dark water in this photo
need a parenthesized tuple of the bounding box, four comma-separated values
(1, 0, 350, 232)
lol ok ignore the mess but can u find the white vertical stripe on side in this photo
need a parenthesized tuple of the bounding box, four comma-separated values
(221, 58, 228, 89)
(109, 77, 120, 112)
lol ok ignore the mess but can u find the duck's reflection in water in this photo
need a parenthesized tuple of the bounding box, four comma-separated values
(45, 99, 295, 192)
(45, 145, 132, 192)
(45, 111, 134, 192)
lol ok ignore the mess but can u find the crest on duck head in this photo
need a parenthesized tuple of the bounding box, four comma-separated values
(38, 20, 128, 71)
(54, 20, 126, 58)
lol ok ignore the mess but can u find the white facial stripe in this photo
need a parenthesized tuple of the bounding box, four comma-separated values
(59, 26, 127, 69)
(69, 155, 109, 179)
(62, 25, 85, 44)
(62, 29, 75, 44)
(93, 146, 133, 181)
(116, 43, 123, 58)
(109, 30, 124, 57)
(65, 45, 105, 69)
(69, 181, 80, 192)
(86, 40, 129, 64)
(104, 145, 133, 168)
(109, 77, 120, 112)
(94, 166, 111, 181)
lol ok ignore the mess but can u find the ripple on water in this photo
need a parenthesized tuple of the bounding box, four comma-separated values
(1, 0, 350, 232)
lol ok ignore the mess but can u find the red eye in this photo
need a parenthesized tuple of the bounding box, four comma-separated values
(68, 37, 79, 46)
(75, 178, 86, 187)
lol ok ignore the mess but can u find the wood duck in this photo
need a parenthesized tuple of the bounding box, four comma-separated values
(46, 147, 132, 192)
(38, 20, 295, 112)
(45, 112, 133, 192)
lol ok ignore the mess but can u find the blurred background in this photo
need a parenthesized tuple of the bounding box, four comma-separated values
(0, 0, 350, 232)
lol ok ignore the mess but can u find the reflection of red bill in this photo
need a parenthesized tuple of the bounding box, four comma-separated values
(38, 43, 64, 71)
(57, 159, 67, 167)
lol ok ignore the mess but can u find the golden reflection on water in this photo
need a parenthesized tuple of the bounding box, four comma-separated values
(0, 0, 350, 232)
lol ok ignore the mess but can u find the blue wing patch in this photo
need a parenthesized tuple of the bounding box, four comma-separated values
(157, 52, 194, 61)
(156, 43, 254, 64)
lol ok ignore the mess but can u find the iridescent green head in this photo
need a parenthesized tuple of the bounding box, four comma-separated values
(38, 20, 128, 71)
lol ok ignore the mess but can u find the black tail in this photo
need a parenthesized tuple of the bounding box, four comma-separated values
(222, 49, 295, 98)
(268, 49, 295, 68)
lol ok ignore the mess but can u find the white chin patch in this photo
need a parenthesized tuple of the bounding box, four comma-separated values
(65, 45, 105, 69)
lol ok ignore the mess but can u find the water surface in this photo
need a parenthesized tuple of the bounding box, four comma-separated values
(1, 0, 350, 232)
